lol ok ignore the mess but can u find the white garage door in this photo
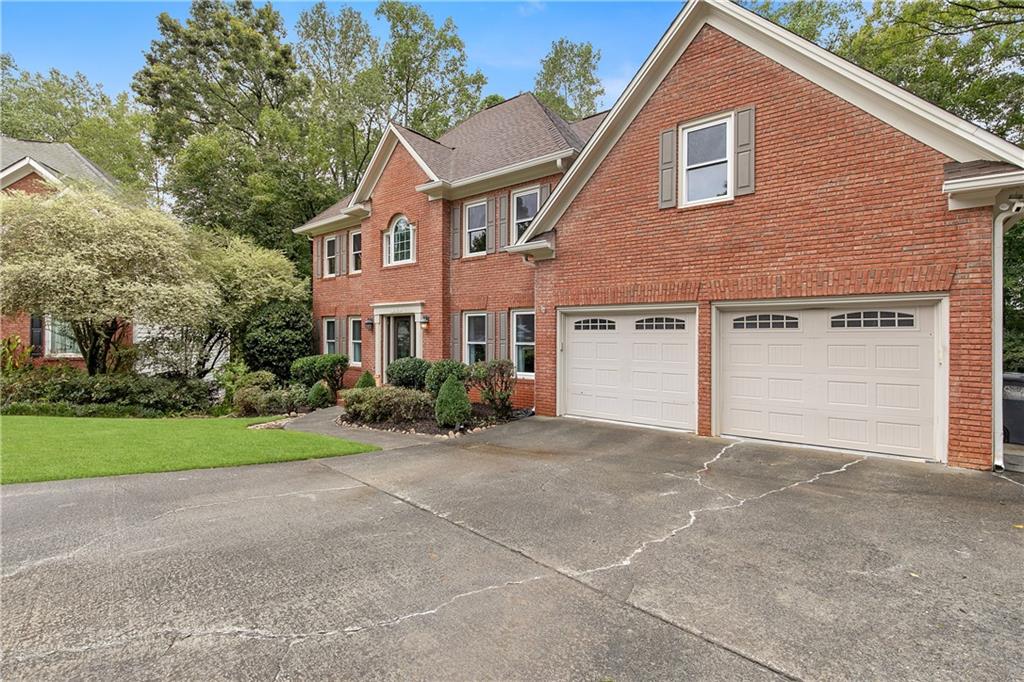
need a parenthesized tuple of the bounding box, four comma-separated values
(719, 306, 937, 459)
(564, 310, 696, 430)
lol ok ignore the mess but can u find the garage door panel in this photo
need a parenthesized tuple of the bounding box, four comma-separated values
(721, 305, 937, 460)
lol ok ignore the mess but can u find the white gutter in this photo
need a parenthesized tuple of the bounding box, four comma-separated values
(942, 171, 1024, 195)
(293, 202, 370, 235)
(416, 148, 578, 199)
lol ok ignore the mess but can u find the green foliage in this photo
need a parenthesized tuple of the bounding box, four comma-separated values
(306, 380, 334, 409)
(386, 357, 431, 390)
(259, 387, 293, 415)
(241, 300, 314, 382)
(354, 370, 377, 388)
(341, 386, 433, 423)
(1005, 329, 1024, 373)
(2, 401, 165, 419)
(468, 359, 517, 418)
(0, 187, 216, 374)
(425, 359, 468, 397)
(291, 354, 349, 392)
(1, 366, 213, 415)
(236, 370, 279, 391)
(288, 383, 311, 411)
(213, 359, 250, 403)
(232, 385, 264, 417)
(435, 373, 472, 428)
(1, 335, 32, 372)
(534, 38, 604, 121)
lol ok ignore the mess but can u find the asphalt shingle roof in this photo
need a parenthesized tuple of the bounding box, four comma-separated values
(1, 136, 116, 188)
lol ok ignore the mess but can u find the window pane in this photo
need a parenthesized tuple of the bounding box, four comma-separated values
(326, 238, 336, 257)
(686, 122, 727, 165)
(351, 320, 361, 342)
(351, 342, 361, 363)
(515, 192, 538, 222)
(392, 223, 411, 261)
(468, 229, 487, 254)
(48, 319, 78, 355)
(467, 315, 486, 342)
(686, 162, 728, 201)
(468, 343, 487, 363)
(515, 313, 534, 343)
(467, 203, 487, 229)
(351, 233, 361, 252)
(516, 345, 535, 374)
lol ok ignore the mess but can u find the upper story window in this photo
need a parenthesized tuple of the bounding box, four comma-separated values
(384, 216, 415, 266)
(512, 188, 540, 242)
(681, 115, 732, 206)
(465, 201, 487, 256)
(349, 231, 362, 273)
(324, 236, 338, 276)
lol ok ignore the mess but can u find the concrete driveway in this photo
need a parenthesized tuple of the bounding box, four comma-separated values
(3, 415, 1022, 681)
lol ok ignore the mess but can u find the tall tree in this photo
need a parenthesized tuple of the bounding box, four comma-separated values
(374, 1, 486, 137)
(741, 1, 865, 50)
(534, 38, 604, 122)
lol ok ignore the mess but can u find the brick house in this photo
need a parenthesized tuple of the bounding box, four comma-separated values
(298, 0, 1023, 470)
(1, 137, 119, 368)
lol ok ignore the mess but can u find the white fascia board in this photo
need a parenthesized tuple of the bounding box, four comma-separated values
(415, 148, 577, 200)
(942, 171, 1024, 195)
(350, 124, 440, 205)
(505, 236, 555, 260)
(292, 203, 370, 235)
(1, 157, 62, 189)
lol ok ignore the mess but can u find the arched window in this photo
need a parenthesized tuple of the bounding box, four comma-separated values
(732, 313, 799, 330)
(384, 216, 415, 266)
(635, 316, 686, 330)
(830, 311, 914, 329)
(574, 318, 616, 331)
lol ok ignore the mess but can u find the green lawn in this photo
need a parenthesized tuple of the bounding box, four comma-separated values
(0, 416, 378, 484)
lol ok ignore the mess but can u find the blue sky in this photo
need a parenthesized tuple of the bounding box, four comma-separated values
(1, 1, 683, 109)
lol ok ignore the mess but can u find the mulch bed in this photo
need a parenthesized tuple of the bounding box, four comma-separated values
(335, 403, 532, 437)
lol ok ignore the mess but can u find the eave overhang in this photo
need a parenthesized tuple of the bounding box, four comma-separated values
(292, 202, 370, 236)
(416, 149, 578, 201)
(942, 171, 1024, 210)
(505, 233, 556, 261)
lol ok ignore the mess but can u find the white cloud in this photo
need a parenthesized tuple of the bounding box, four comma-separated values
(517, 2, 547, 18)
(599, 62, 636, 109)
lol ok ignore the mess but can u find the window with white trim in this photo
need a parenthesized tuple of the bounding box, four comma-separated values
(46, 317, 80, 356)
(681, 115, 732, 206)
(323, 317, 338, 354)
(830, 311, 915, 329)
(349, 317, 362, 364)
(511, 188, 540, 242)
(349, 231, 362, 273)
(384, 216, 415, 266)
(465, 201, 487, 255)
(512, 311, 535, 376)
(635, 316, 686, 330)
(464, 313, 487, 363)
(324, 236, 338, 276)
(732, 313, 798, 330)
(574, 318, 616, 331)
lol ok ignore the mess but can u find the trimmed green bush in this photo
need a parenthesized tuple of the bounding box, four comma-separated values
(469, 359, 517, 418)
(425, 359, 469, 397)
(2, 401, 165, 418)
(236, 370, 278, 391)
(354, 370, 376, 388)
(341, 386, 433, 423)
(386, 357, 430, 390)
(435, 374, 472, 428)
(212, 359, 249, 403)
(233, 385, 265, 417)
(242, 300, 314, 381)
(291, 354, 349, 392)
(259, 388, 292, 415)
(287, 383, 310, 411)
(307, 381, 334, 409)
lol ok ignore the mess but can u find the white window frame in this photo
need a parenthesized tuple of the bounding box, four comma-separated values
(348, 316, 362, 366)
(349, 230, 362, 274)
(510, 187, 541, 245)
(323, 317, 338, 355)
(464, 312, 487, 364)
(679, 113, 734, 208)
(511, 309, 535, 379)
(464, 200, 488, 257)
(323, 236, 339, 277)
(383, 216, 416, 267)
(44, 316, 81, 358)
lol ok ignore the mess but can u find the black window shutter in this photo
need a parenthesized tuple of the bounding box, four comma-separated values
(29, 315, 44, 356)
(658, 128, 677, 208)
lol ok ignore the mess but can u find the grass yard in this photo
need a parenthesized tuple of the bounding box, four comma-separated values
(0, 416, 378, 484)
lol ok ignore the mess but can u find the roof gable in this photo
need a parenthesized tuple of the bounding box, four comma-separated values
(1, 136, 117, 189)
(518, 0, 1023, 245)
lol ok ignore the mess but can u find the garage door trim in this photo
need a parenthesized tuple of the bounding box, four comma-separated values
(557, 303, 699, 430)
(712, 294, 949, 462)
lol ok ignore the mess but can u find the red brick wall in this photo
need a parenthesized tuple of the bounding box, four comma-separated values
(532, 27, 994, 469)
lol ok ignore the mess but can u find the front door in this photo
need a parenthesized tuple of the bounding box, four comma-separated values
(389, 314, 415, 362)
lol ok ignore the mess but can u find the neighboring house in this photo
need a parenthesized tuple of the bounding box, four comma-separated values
(297, 0, 1023, 470)
(1, 136, 121, 368)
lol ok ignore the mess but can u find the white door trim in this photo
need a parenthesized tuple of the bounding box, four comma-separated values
(556, 302, 699, 430)
(712, 293, 949, 463)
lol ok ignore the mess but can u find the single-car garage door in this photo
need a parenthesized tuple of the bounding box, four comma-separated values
(719, 305, 938, 459)
(564, 310, 696, 430)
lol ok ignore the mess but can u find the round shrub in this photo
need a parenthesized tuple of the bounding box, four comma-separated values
(425, 359, 469, 397)
(435, 374, 472, 428)
(354, 370, 376, 388)
(233, 385, 265, 416)
(287, 383, 310, 411)
(236, 370, 278, 391)
(259, 388, 292, 415)
(386, 357, 430, 390)
(307, 381, 334, 410)
(291, 354, 349, 392)
(341, 386, 433, 423)
(242, 300, 314, 382)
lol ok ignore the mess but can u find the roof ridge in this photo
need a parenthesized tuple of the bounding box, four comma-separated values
(393, 123, 456, 151)
(526, 92, 585, 151)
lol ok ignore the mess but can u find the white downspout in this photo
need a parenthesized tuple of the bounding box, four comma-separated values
(994, 198, 1024, 469)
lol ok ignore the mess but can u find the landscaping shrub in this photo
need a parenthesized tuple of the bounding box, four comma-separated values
(241, 300, 314, 381)
(212, 359, 249, 403)
(307, 381, 334, 410)
(435, 374, 472, 428)
(342, 386, 433, 424)
(287, 383, 311, 411)
(233, 385, 265, 417)
(468, 359, 517, 418)
(235, 370, 279, 391)
(354, 370, 376, 388)
(386, 357, 430, 390)
(259, 388, 292, 415)
(291, 354, 349, 392)
(2, 401, 164, 418)
(425, 359, 469, 397)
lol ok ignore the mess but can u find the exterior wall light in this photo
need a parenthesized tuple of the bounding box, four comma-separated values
(364, 317, 374, 330)
(419, 314, 430, 330)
